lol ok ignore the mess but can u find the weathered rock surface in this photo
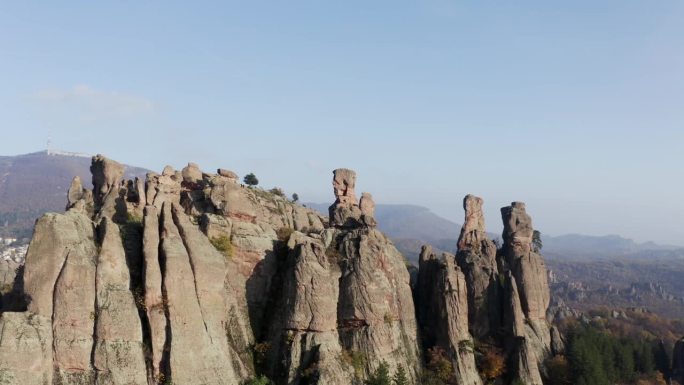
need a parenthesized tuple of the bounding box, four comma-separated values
(93, 217, 147, 385)
(141, 205, 166, 381)
(182, 162, 204, 184)
(18, 209, 98, 383)
(91, 154, 125, 221)
(501, 203, 551, 318)
(329, 168, 363, 228)
(455, 194, 499, 339)
(500, 202, 552, 383)
(0, 260, 18, 290)
(504, 272, 544, 385)
(359, 192, 378, 227)
(217, 168, 239, 181)
(0, 312, 53, 385)
(262, 232, 353, 384)
(416, 245, 483, 385)
(157, 202, 241, 384)
(67, 175, 85, 209)
(0, 155, 339, 385)
(335, 227, 421, 381)
(258, 194, 420, 384)
(0, 259, 22, 311)
(0, 155, 557, 385)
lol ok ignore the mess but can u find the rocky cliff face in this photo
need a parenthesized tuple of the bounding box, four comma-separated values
(416, 245, 482, 385)
(500, 202, 552, 377)
(0, 156, 555, 385)
(498, 202, 552, 384)
(455, 195, 499, 340)
(450, 197, 552, 385)
(0, 158, 422, 385)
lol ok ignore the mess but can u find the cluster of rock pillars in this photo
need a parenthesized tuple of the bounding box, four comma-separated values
(0, 155, 565, 385)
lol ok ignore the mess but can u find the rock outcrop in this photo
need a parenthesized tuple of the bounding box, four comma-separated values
(0, 260, 22, 311)
(416, 245, 483, 385)
(328, 168, 376, 228)
(334, 226, 420, 381)
(0, 156, 425, 385)
(455, 194, 499, 339)
(91, 154, 126, 221)
(0, 154, 557, 385)
(0, 312, 53, 385)
(261, 232, 353, 384)
(501, 203, 550, 324)
(499, 201, 551, 384)
(93, 217, 147, 385)
(259, 172, 420, 384)
(503, 272, 544, 385)
(445, 196, 553, 385)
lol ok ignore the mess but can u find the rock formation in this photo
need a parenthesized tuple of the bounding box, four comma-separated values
(0, 260, 22, 311)
(259, 172, 420, 384)
(455, 194, 499, 339)
(499, 201, 552, 384)
(66, 175, 92, 212)
(91, 154, 126, 221)
(261, 232, 353, 384)
(416, 245, 483, 385)
(446, 196, 553, 385)
(0, 154, 557, 385)
(503, 272, 544, 385)
(328, 168, 376, 228)
(359, 192, 378, 227)
(0, 156, 423, 385)
(334, 226, 420, 381)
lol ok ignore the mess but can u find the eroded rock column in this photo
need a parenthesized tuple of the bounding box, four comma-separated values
(416, 245, 483, 385)
(455, 194, 499, 339)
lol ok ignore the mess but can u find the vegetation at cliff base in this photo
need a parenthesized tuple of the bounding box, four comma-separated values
(555, 322, 668, 385)
(365, 362, 410, 385)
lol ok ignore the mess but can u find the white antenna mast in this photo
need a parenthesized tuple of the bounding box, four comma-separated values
(47, 128, 52, 155)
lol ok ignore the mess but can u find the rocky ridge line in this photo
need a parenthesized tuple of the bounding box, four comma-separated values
(0, 156, 556, 385)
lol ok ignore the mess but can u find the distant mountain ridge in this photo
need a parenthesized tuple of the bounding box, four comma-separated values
(0, 151, 679, 260)
(306, 202, 683, 262)
(0, 151, 148, 238)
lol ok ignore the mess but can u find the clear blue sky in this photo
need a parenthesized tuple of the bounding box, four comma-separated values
(1, 1, 683, 244)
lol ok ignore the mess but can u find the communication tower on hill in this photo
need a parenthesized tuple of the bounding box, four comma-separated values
(47, 128, 53, 155)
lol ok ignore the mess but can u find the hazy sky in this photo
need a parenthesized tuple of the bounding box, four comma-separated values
(1, 1, 683, 244)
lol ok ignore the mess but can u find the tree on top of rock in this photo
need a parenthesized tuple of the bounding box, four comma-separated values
(243, 173, 259, 187)
(533, 230, 543, 252)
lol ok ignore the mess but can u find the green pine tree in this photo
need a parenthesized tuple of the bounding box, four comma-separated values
(392, 366, 409, 385)
(366, 361, 391, 385)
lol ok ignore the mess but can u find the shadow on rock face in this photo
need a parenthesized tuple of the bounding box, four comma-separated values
(245, 247, 281, 342)
(0, 264, 30, 312)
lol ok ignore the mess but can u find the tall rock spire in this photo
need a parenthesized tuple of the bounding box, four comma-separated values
(328, 168, 376, 228)
(500, 202, 550, 323)
(416, 245, 484, 385)
(90, 154, 125, 220)
(500, 201, 552, 384)
(455, 194, 499, 339)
